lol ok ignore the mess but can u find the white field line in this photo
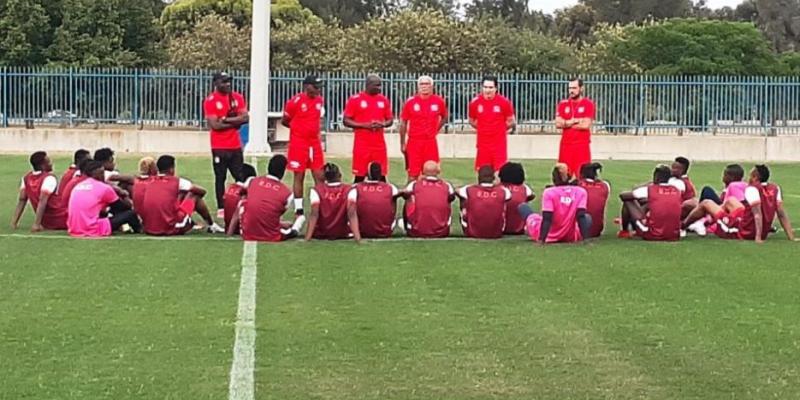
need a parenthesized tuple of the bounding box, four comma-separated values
(228, 241, 258, 400)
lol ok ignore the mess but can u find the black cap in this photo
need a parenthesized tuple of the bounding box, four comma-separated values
(212, 72, 232, 82)
(303, 75, 323, 86)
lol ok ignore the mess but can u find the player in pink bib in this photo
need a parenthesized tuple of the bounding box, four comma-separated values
(519, 163, 591, 244)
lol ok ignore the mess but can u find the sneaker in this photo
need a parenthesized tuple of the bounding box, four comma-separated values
(635, 220, 650, 233)
(121, 223, 132, 233)
(207, 223, 226, 234)
(680, 229, 687, 238)
(617, 230, 632, 239)
(717, 219, 738, 234)
(688, 219, 707, 236)
(216, 209, 224, 220)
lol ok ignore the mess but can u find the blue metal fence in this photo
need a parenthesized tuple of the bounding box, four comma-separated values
(2, 67, 800, 135)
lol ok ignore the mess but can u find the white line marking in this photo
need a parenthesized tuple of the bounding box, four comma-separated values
(228, 241, 258, 400)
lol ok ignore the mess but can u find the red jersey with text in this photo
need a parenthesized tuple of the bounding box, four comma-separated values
(556, 97, 595, 146)
(203, 91, 247, 150)
(401, 94, 448, 140)
(739, 183, 780, 240)
(405, 178, 453, 238)
(468, 94, 514, 147)
(577, 179, 610, 238)
(350, 181, 397, 238)
(284, 92, 324, 141)
(241, 176, 293, 242)
(22, 171, 67, 230)
(310, 182, 352, 240)
(502, 183, 534, 235)
(344, 92, 393, 147)
(223, 183, 244, 229)
(139, 175, 185, 235)
(461, 184, 509, 239)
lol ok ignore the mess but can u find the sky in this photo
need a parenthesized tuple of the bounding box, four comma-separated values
(458, 0, 745, 14)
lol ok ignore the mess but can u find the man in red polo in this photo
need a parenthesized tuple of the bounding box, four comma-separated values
(556, 78, 596, 178)
(203, 71, 248, 218)
(399, 75, 448, 182)
(468, 75, 515, 172)
(11, 151, 68, 232)
(343, 74, 394, 182)
(282, 75, 325, 217)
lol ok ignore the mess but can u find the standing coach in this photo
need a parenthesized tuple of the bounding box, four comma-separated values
(203, 72, 249, 218)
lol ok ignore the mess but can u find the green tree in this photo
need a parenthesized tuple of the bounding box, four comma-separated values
(271, 16, 343, 70)
(0, 0, 50, 65)
(755, 0, 800, 52)
(465, 0, 554, 32)
(299, 0, 397, 26)
(555, 4, 597, 46)
(166, 13, 251, 70)
(579, 0, 692, 24)
(160, 0, 251, 38)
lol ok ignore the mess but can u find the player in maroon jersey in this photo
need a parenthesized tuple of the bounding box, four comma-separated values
(401, 160, 456, 238)
(138, 155, 224, 236)
(222, 163, 257, 232)
(93, 147, 134, 192)
(498, 162, 535, 235)
(672, 156, 697, 218)
(228, 155, 303, 241)
(577, 162, 610, 238)
(59, 149, 90, 193)
(619, 164, 683, 241)
(458, 165, 512, 239)
(132, 156, 157, 213)
(305, 163, 353, 241)
(347, 162, 400, 241)
(11, 151, 68, 232)
(683, 165, 796, 243)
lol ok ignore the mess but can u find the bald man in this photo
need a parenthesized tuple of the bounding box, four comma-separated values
(344, 74, 394, 182)
(401, 161, 455, 238)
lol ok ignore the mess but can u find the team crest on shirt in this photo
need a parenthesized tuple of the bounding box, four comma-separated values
(413, 103, 421, 112)
(300, 103, 308, 112)
(377, 101, 385, 109)
(232, 100, 238, 108)
(431, 104, 439, 112)
(564, 107, 571, 113)
(360, 100, 368, 109)
(477, 105, 484, 113)
(578, 107, 585, 113)
(315, 103, 322, 110)
(493, 105, 501, 113)
(216, 101, 223, 110)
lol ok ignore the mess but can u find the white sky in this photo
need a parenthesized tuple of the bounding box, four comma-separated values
(458, 0, 744, 14)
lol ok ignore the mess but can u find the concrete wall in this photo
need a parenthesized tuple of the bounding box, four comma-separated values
(1, 128, 799, 162)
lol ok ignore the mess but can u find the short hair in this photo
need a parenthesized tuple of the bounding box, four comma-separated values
(29, 151, 47, 171)
(482, 75, 498, 88)
(268, 155, 288, 179)
(552, 163, 570, 185)
(569, 78, 584, 87)
(725, 164, 745, 181)
(654, 164, 672, 184)
(81, 160, 104, 176)
(675, 156, 690, 174)
(367, 162, 382, 181)
(323, 163, 341, 182)
(477, 165, 495, 183)
(76, 157, 92, 172)
(754, 164, 770, 182)
(417, 75, 433, 85)
(93, 147, 114, 163)
(138, 157, 156, 176)
(73, 149, 90, 165)
(580, 162, 603, 180)
(156, 155, 176, 173)
(498, 162, 525, 185)
(241, 163, 257, 180)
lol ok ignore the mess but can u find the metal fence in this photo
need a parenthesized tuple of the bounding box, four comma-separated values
(3, 67, 800, 135)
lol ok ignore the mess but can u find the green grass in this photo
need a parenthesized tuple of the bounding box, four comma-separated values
(1, 154, 799, 399)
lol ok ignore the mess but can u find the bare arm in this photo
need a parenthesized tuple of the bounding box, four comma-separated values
(347, 201, 361, 243)
(506, 115, 517, 133)
(226, 202, 242, 236)
(206, 116, 239, 131)
(469, 118, 478, 129)
(107, 173, 135, 185)
(776, 203, 796, 241)
(574, 118, 594, 130)
(281, 115, 291, 128)
(343, 116, 372, 130)
(399, 119, 408, 153)
(225, 112, 249, 126)
(619, 191, 635, 202)
(752, 203, 764, 243)
(189, 184, 207, 198)
(304, 204, 319, 241)
(11, 189, 27, 229)
(31, 191, 52, 232)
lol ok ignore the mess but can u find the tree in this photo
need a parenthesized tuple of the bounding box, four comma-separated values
(271, 16, 343, 70)
(160, 0, 251, 38)
(555, 4, 597, 46)
(166, 13, 251, 70)
(272, 0, 319, 28)
(755, 0, 800, 52)
(579, 0, 692, 24)
(0, 0, 50, 66)
(465, 0, 554, 32)
(299, 0, 397, 26)
(402, 0, 457, 16)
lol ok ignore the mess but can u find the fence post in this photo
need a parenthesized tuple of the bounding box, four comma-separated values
(701, 75, 708, 133)
(197, 70, 204, 129)
(133, 68, 140, 126)
(638, 75, 645, 136)
(1, 67, 7, 127)
(761, 76, 768, 136)
(69, 67, 75, 127)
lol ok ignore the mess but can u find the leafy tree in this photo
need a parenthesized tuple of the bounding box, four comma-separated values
(0, 0, 50, 65)
(166, 13, 251, 70)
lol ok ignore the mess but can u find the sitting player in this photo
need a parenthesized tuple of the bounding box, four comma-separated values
(672, 156, 697, 218)
(305, 163, 353, 241)
(347, 162, 401, 241)
(619, 164, 682, 241)
(518, 163, 591, 244)
(59, 148, 90, 192)
(499, 162, 535, 235)
(684, 164, 748, 235)
(401, 160, 456, 238)
(132, 156, 157, 212)
(228, 155, 304, 242)
(223, 163, 257, 232)
(93, 147, 134, 192)
(576, 162, 610, 238)
(138, 155, 225, 236)
(684, 164, 795, 243)
(11, 151, 68, 232)
(458, 165, 511, 239)
(67, 160, 141, 237)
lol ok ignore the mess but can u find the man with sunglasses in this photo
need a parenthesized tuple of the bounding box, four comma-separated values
(555, 78, 595, 179)
(282, 75, 326, 218)
(203, 72, 249, 219)
(468, 75, 516, 172)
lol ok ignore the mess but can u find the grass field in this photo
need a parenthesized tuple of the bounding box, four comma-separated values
(1, 154, 799, 399)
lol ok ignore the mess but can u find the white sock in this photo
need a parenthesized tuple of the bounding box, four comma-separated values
(294, 198, 304, 211)
(292, 215, 306, 232)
